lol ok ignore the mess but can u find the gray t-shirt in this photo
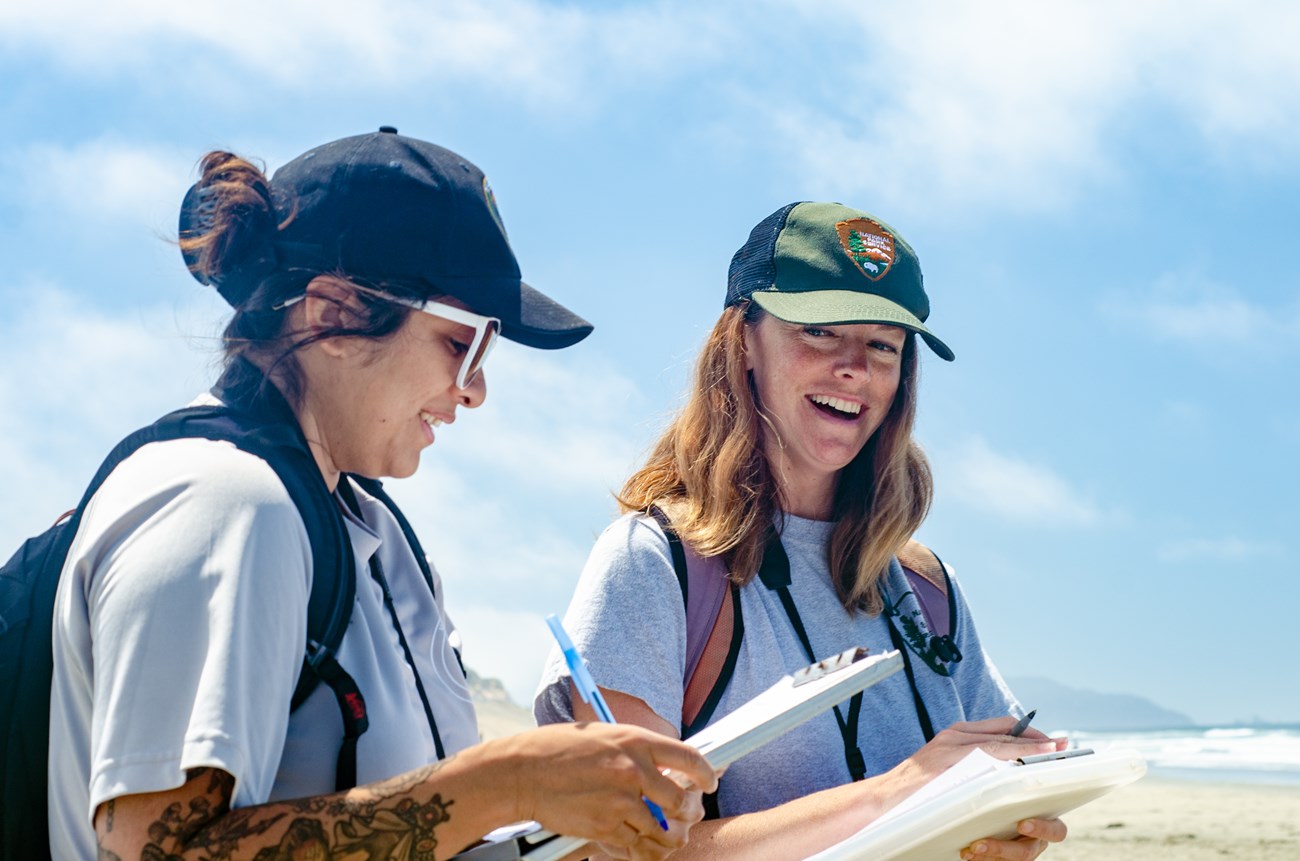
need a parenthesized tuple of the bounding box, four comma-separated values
(534, 512, 1020, 818)
(50, 434, 479, 859)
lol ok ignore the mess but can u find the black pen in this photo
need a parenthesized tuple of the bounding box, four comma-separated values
(1009, 708, 1037, 737)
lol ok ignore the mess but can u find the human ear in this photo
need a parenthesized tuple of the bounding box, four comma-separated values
(302, 276, 366, 358)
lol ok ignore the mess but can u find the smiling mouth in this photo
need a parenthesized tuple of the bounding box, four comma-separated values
(809, 394, 862, 420)
(420, 411, 444, 429)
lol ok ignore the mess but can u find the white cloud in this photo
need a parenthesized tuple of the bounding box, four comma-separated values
(8, 1, 1300, 217)
(940, 437, 1100, 526)
(1157, 536, 1285, 564)
(0, 284, 223, 548)
(765, 0, 1300, 214)
(0, 0, 727, 108)
(6, 138, 195, 232)
(1105, 272, 1300, 346)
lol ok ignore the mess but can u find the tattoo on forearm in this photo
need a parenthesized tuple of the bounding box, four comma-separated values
(106, 799, 115, 833)
(122, 767, 455, 861)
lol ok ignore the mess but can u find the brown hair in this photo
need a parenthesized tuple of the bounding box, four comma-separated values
(177, 151, 423, 407)
(619, 303, 933, 614)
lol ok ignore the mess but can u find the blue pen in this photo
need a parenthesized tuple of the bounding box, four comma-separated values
(546, 614, 670, 832)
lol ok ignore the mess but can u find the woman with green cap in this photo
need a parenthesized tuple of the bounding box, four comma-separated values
(536, 203, 1068, 860)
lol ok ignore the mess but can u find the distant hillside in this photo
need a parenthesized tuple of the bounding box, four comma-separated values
(466, 668, 536, 740)
(1006, 676, 1194, 731)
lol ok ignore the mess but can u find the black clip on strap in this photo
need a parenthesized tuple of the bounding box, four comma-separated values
(306, 639, 369, 791)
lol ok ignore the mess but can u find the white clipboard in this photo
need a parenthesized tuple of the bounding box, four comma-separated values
(466, 648, 904, 861)
(803, 747, 1147, 861)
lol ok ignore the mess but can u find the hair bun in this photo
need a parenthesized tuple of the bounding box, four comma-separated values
(178, 153, 281, 308)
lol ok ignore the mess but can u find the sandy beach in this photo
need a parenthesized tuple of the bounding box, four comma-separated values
(1044, 777, 1300, 860)
(467, 682, 1300, 858)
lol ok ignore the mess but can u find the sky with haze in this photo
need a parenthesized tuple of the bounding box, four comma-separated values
(2, 0, 1297, 725)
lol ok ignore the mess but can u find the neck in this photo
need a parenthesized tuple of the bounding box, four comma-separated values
(293, 396, 343, 491)
(773, 462, 837, 521)
(212, 357, 343, 491)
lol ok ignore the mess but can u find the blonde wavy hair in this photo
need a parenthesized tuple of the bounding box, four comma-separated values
(619, 303, 933, 614)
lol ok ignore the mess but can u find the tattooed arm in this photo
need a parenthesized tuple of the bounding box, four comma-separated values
(94, 722, 717, 861)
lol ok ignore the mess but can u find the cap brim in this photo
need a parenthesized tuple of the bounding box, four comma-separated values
(441, 275, 592, 350)
(750, 290, 954, 361)
(503, 281, 593, 349)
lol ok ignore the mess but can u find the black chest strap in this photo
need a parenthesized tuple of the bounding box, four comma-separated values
(757, 532, 867, 782)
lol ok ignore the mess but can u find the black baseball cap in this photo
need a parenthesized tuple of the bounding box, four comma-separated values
(181, 127, 592, 350)
(727, 201, 953, 361)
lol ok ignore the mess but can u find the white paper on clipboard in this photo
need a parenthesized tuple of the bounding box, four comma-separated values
(513, 649, 905, 861)
(803, 747, 1147, 861)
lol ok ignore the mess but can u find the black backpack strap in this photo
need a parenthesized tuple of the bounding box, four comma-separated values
(209, 362, 362, 723)
(649, 505, 690, 604)
(147, 405, 368, 787)
(0, 521, 79, 860)
(157, 364, 370, 787)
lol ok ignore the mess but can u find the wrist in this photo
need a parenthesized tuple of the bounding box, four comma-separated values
(865, 760, 927, 818)
(461, 734, 533, 826)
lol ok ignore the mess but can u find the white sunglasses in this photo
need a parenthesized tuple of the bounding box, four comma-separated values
(276, 291, 501, 390)
(387, 296, 500, 390)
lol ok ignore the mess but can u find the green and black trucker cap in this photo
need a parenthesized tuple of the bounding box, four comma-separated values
(726, 201, 954, 361)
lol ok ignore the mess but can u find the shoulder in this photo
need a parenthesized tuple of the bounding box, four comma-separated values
(581, 511, 680, 589)
(896, 538, 953, 592)
(571, 512, 679, 607)
(93, 436, 299, 514)
(68, 438, 313, 628)
(591, 510, 672, 563)
(78, 437, 310, 568)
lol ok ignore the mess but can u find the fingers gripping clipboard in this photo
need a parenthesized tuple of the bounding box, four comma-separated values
(803, 746, 1148, 861)
(456, 648, 904, 861)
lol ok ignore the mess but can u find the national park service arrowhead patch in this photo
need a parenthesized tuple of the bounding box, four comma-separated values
(836, 218, 894, 281)
(483, 176, 507, 238)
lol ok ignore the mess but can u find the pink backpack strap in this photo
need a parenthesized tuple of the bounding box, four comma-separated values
(896, 539, 952, 638)
(680, 540, 730, 686)
(648, 506, 743, 735)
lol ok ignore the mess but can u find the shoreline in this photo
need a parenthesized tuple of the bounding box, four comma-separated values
(1046, 776, 1300, 860)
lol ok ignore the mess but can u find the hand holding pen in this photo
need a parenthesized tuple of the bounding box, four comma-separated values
(547, 614, 672, 831)
(1009, 709, 1037, 738)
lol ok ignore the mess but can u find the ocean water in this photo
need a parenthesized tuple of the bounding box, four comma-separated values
(1058, 724, 1300, 786)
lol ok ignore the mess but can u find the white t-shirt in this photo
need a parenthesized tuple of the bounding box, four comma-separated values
(49, 432, 478, 859)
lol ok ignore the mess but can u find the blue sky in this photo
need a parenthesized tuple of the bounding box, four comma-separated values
(2, 1, 1297, 725)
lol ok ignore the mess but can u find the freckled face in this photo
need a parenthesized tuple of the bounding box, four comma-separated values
(316, 302, 488, 480)
(745, 314, 906, 499)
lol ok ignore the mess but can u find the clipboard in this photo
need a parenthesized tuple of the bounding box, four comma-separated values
(456, 648, 904, 861)
(803, 747, 1148, 861)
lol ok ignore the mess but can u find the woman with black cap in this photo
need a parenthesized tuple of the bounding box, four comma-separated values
(47, 128, 715, 861)
(536, 203, 1068, 860)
